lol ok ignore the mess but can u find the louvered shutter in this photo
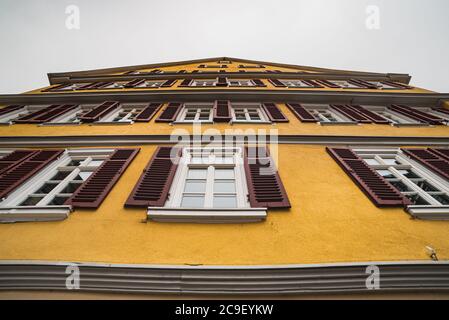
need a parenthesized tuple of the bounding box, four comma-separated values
(0, 150, 36, 175)
(430, 149, 449, 162)
(402, 148, 449, 181)
(432, 107, 449, 116)
(179, 79, 193, 87)
(0, 105, 25, 117)
(134, 103, 163, 122)
(350, 79, 378, 89)
(160, 79, 177, 87)
(123, 79, 146, 88)
(0, 150, 63, 199)
(389, 105, 444, 125)
(216, 77, 228, 87)
(42, 83, 72, 92)
(330, 105, 372, 123)
(262, 103, 289, 122)
(155, 103, 183, 122)
(125, 146, 181, 207)
(267, 79, 286, 87)
(79, 101, 120, 122)
(348, 105, 390, 124)
(15, 105, 60, 123)
(302, 80, 324, 88)
(382, 80, 412, 89)
(244, 146, 291, 209)
(316, 80, 341, 88)
(252, 79, 266, 87)
(77, 82, 101, 90)
(285, 103, 318, 123)
(213, 100, 232, 122)
(65, 149, 139, 208)
(326, 147, 409, 207)
(15, 105, 78, 124)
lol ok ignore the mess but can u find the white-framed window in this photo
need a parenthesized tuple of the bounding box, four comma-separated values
(176, 103, 214, 123)
(136, 80, 166, 88)
(190, 79, 217, 87)
(425, 109, 449, 124)
(0, 149, 112, 209)
(302, 104, 356, 125)
(354, 148, 449, 218)
(364, 81, 402, 90)
(375, 109, 423, 126)
(228, 79, 256, 87)
(43, 105, 94, 125)
(231, 103, 269, 123)
(94, 104, 147, 124)
(0, 106, 29, 124)
(327, 80, 363, 89)
(279, 79, 313, 88)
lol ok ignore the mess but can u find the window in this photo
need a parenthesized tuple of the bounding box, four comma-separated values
(302, 105, 356, 125)
(355, 149, 449, 209)
(426, 109, 449, 123)
(94, 104, 147, 124)
(228, 79, 256, 87)
(278, 79, 314, 88)
(176, 103, 214, 123)
(326, 80, 363, 89)
(198, 64, 228, 68)
(43, 106, 94, 125)
(238, 64, 265, 68)
(364, 81, 402, 90)
(0, 106, 29, 124)
(231, 103, 269, 123)
(190, 79, 217, 87)
(376, 109, 423, 126)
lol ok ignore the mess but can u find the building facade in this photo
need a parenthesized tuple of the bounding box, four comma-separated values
(0, 57, 449, 296)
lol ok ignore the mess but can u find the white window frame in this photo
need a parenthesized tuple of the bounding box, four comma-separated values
(175, 103, 214, 123)
(93, 104, 147, 125)
(375, 108, 426, 126)
(327, 80, 363, 89)
(231, 103, 270, 124)
(279, 79, 313, 88)
(228, 79, 256, 87)
(190, 79, 217, 87)
(0, 106, 29, 125)
(302, 104, 357, 125)
(365, 81, 401, 90)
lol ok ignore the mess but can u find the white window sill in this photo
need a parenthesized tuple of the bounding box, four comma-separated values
(147, 207, 267, 224)
(407, 205, 449, 220)
(91, 121, 134, 125)
(0, 206, 72, 223)
(230, 121, 272, 125)
(391, 123, 431, 127)
(172, 121, 214, 124)
(319, 121, 358, 126)
(39, 122, 81, 126)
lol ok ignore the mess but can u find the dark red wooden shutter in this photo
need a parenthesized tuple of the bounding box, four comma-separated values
(348, 105, 390, 124)
(42, 83, 72, 92)
(0, 150, 37, 175)
(316, 80, 341, 88)
(0, 105, 25, 117)
(330, 105, 372, 123)
(326, 147, 409, 207)
(432, 107, 449, 116)
(178, 79, 193, 87)
(134, 103, 163, 122)
(382, 80, 412, 89)
(285, 103, 318, 122)
(252, 79, 266, 87)
(65, 149, 139, 209)
(213, 100, 232, 122)
(155, 103, 183, 122)
(77, 82, 101, 90)
(160, 79, 177, 87)
(15, 105, 61, 123)
(430, 149, 449, 162)
(302, 80, 324, 88)
(123, 79, 146, 88)
(79, 101, 120, 123)
(350, 79, 378, 89)
(262, 103, 289, 122)
(125, 146, 181, 207)
(15, 105, 78, 124)
(0, 149, 63, 199)
(216, 77, 228, 87)
(244, 146, 291, 209)
(267, 79, 286, 87)
(402, 148, 449, 181)
(389, 105, 444, 125)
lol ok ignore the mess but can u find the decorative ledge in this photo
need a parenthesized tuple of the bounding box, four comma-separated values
(0, 205, 72, 223)
(147, 207, 267, 223)
(407, 205, 449, 220)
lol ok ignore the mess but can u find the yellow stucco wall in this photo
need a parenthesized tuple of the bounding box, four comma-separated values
(0, 144, 448, 266)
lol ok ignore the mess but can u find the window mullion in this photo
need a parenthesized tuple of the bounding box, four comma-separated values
(204, 165, 214, 208)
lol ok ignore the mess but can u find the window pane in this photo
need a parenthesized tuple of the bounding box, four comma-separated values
(432, 194, 449, 205)
(377, 170, 395, 179)
(89, 160, 104, 167)
(184, 180, 206, 192)
(61, 182, 82, 193)
(390, 180, 412, 192)
(52, 171, 71, 181)
(214, 181, 236, 193)
(20, 196, 44, 206)
(414, 180, 439, 192)
(36, 183, 58, 194)
(364, 158, 380, 165)
(398, 170, 420, 179)
(187, 169, 207, 179)
(406, 194, 430, 205)
(213, 196, 237, 208)
(77, 172, 92, 181)
(382, 158, 400, 165)
(49, 196, 69, 206)
(215, 169, 234, 179)
(181, 195, 204, 207)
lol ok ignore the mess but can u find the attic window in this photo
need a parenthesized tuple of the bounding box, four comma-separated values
(218, 60, 231, 64)
(238, 64, 265, 69)
(198, 64, 228, 69)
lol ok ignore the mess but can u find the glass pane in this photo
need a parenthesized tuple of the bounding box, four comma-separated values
(406, 194, 429, 205)
(215, 169, 234, 179)
(377, 170, 395, 179)
(49, 196, 69, 206)
(20, 196, 44, 206)
(184, 180, 206, 192)
(181, 195, 204, 207)
(414, 180, 439, 192)
(364, 158, 380, 165)
(213, 196, 237, 208)
(390, 180, 412, 192)
(61, 182, 82, 193)
(432, 194, 449, 205)
(214, 181, 236, 193)
(78, 172, 92, 181)
(89, 160, 104, 167)
(382, 158, 400, 165)
(36, 183, 58, 194)
(52, 170, 71, 181)
(67, 160, 82, 166)
(398, 170, 420, 179)
(187, 169, 207, 179)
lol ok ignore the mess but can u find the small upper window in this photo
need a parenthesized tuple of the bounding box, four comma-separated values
(238, 64, 265, 69)
(176, 103, 214, 123)
(228, 79, 256, 87)
(231, 103, 269, 123)
(375, 109, 423, 126)
(326, 80, 363, 89)
(190, 79, 217, 87)
(279, 79, 314, 88)
(94, 105, 147, 124)
(198, 64, 228, 68)
(302, 105, 356, 125)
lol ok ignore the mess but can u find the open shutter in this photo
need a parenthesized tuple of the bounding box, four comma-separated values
(327, 148, 409, 207)
(77, 82, 100, 90)
(330, 105, 372, 123)
(350, 79, 378, 89)
(389, 105, 444, 125)
(155, 103, 183, 122)
(286, 103, 318, 122)
(0, 150, 37, 175)
(79, 101, 120, 123)
(15, 105, 78, 124)
(252, 79, 266, 87)
(430, 149, 449, 162)
(267, 79, 286, 87)
(432, 107, 449, 116)
(0, 105, 25, 117)
(123, 79, 146, 88)
(402, 148, 449, 181)
(213, 100, 232, 122)
(160, 79, 177, 87)
(125, 146, 181, 207)
(216, 77, 228, 87)
(42, 83, 72, 92)
(316, 80, 341, 88)
(302, 80, 324, 88)
(348, 105, 390, 124)
(178, 79, 193, 87)
(65, 149, 139, 209)
(15, 105, 60, 123)
(244, 146, 290, 209)
(262, 103, 289, 122)
(0, 149, 63, 200)
(134, 103, 163, 122)
(382, 80, 412, 89)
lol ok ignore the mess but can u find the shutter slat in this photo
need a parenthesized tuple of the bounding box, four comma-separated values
(348, 105, 390, 124)
(330, 105, 372, 123)
(79, 101, 120, 122)
(286, 103, 318, 123)
(327, 147, 409, 207)
(0, 150, 63, 199)
(244, 147, 291, 209)
(262, 103, 289, 122)
(402, 148, 449, 181)
(125, 147, 181, 207)
(134, 103, 163, 122)
(213, 100, 232, 122)
(430, 149, 449, 162)
(155, 103, 182, 122)
(65, 149, 139, 208)
(0, 150, 37, 175)
(432, 107, 449, 116)
(160, 79, 177, 87)
(267, 79, 286, 87)
(0, 105, 25, 117)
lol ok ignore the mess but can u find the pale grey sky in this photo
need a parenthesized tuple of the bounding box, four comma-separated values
(0, 0, 448, 93)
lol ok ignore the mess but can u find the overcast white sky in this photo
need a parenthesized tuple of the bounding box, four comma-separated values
(0, 0, 448, 93)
